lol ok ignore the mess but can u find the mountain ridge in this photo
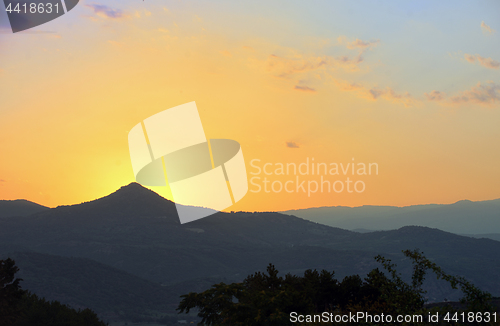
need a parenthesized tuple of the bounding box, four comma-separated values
(1, 183, 499, 321)
(0, 199, 50, 218)
(282, 198, 500, 234)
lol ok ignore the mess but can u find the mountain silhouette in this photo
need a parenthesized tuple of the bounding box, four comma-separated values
(0, 183, 499, 321)
(46, 182, 180, 223)
(282, 198, 500, 234)
(0, 199, 49, 218)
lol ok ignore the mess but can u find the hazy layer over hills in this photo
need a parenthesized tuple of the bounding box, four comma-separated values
(282, 199, 500, 235)
(0, 183, 499, 321)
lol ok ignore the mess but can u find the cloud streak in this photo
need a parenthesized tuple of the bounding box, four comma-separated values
(262, 38, 413, 107)
(450, 82, 500, 105)
(294, 85, 316, 93)
(266, 52, 366, 79)
(286, 142, 300, 148)
(343, 37, 380, 51)
(338, 36, 380, 64)
(86, 4, 128, 19)
(334, 80, 415, 107)
(464, 54, 500, 69)
(261, 36, 379, 93)
(425, 90, 445, 102)
(267, 54, 327, 78)
(481, 21, 495, 34)
(368, 87, 414, 106)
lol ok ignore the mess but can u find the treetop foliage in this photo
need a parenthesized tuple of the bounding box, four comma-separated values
(178, 249, 496, 325)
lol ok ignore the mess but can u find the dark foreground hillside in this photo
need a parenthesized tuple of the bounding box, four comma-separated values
(0, 258, 107, 326)
(6, 252, 180, 322)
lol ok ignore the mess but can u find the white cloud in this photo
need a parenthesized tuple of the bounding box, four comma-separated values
(464, 54, 499, 69)
(481, 21, 495, 34)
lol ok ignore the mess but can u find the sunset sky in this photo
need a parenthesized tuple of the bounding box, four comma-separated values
(0, 0, 499, 212)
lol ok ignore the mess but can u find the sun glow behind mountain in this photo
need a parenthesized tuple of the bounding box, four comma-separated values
(0, 1, 499, 211)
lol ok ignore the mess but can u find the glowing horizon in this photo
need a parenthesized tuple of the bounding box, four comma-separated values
(1, 0, 499, 212)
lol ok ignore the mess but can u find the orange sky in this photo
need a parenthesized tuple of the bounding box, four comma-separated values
(0, 1, 499, 211)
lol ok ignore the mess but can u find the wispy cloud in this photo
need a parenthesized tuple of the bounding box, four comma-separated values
(334, 55, 363, 66)
(464, 54, 500, 69)
(0, 179, 6, 182)
(261, 39, 413, 105)
(450, 81, 500, 105)
(343, 37, 380, 51)
(425, 90, 446, 101)
(266, 52, 365, 79)
(286, 141, 300, 148)
(334, 80, 415, 107)
(262, 37, 378, 82)
(294, 85, 316, 93)
(368, 87, 414, 106)
(464, 54, 476, 63)
(267, 54, 327, 79)
(481, 21, 495, 34)
(334, 81, 363, 92)
(86, 4, 128, 19)
(338, 36, 380, 63)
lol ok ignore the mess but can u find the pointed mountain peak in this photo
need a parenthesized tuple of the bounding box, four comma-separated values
(112, 182, 156, 196)
(48, 183, 180, 222)
(101, 182, 175, 206)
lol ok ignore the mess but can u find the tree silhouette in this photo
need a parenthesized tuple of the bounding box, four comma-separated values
(0, 258, 107, 326)
(0, 258, 24, 326)
(178, 250, 496, 325)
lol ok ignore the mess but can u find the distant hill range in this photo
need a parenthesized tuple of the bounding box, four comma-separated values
(282, 199, 500, 238)
(0, 183, 499, 323)
(0, 199, 49, 218)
